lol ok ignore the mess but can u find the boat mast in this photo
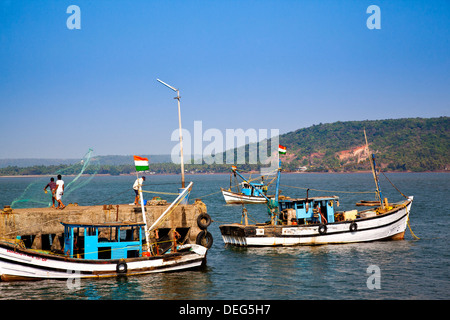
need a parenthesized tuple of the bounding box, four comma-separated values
(271, 152, 282, 225)
(364, 129, 384, 209)
(275, 153, 281, 202)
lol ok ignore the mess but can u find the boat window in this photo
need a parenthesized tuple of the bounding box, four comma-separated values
(120, 228, 127, 241)
(281, 202, 293, 209)
(98, 247, 111, 259)
(108, 227, 119, 242)
(127, 250, 139, 258)
(87, 227, 96, 236)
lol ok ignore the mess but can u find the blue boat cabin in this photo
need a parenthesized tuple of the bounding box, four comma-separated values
(62, 222, 145, 260)
(278, 196, 339, 225)
(241, 182, 267, 197)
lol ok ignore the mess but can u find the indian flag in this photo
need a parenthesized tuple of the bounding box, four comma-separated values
(278, 145, 286, 154)
(134, 155, 149, 171)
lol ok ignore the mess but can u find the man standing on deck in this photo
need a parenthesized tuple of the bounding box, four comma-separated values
(133, 176, 146, 205)
(55, 174, 65, 210)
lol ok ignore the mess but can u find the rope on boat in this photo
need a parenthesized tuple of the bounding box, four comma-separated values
(380, 171, 409, 199)
(91, 188, 131, 206)
(145, 187, 223, 199)
(407, 216, 420, 240)
(378, 171, 420, 239)
(0, 233, 188, 257)
(51, 237, 185, 258)
(91, 183, 183, 206)
(280, 184, 376, 194)
(141, 189, 179, 196)
(0, 237, 26, 248)
(240, 208, 260, 225)
(196, 190, 223, 198)
(145, 189, 189, 233)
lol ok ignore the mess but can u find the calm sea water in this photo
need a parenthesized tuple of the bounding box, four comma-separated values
(0, 173, 448, 300)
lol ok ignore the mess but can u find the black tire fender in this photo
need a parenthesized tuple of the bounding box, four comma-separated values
(196, 230, 213, 249)
(197, 213, 212, 230)
(350, 221, 358, 232)
(116, 261, 128, 274)
(318, 224, 327, 235)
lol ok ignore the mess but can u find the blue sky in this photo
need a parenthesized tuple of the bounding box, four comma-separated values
(0, 0, 449, 159)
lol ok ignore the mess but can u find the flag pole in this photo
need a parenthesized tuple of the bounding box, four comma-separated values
(134, 159, 151, 255)
(138, 179, 151, 255)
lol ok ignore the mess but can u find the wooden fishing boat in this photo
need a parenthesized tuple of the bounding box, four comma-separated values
(219, 131, 414, 246)
(221, 166, 276, 204)
(0, 181, 208, 281)
(221, 185, 269, 204)
(0, 222, 207, 281)
(219, 196, 413, 246)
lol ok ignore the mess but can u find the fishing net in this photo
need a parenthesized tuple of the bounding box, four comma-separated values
(10, 149, 100, 208)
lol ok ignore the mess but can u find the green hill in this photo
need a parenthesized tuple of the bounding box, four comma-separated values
(279, 117, 449, 172)
(0, 117, 448, 175)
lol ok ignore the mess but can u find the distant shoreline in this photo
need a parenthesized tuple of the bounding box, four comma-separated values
(0, 170, 448, 178)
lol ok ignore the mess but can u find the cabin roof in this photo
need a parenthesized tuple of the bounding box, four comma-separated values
(241, 182, 264, 186)
(61, 222, 145, 228)
(279, 196, 339, 202)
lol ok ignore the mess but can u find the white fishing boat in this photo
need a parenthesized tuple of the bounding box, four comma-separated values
(221, 186, 269, 204)
(0, 227, 207, 281)
(221, 166, 276, 204)
(219, 131, 415, 246)
(0, 182, 208, 281)
(219, 196, 413, 246)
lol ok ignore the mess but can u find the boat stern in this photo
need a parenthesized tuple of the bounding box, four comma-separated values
(219, 224, 266, 246)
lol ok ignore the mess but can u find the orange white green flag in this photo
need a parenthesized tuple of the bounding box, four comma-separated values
(134, 155, 149, 171)
(278, 145, 286, 154)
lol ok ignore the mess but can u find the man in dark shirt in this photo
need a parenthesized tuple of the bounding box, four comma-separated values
(44, 177, 57, 208)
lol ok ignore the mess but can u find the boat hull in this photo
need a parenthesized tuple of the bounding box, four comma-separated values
(0, 243, 207, 281)
(221, 188, 268, 204)
(220, 198, 413, 246)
